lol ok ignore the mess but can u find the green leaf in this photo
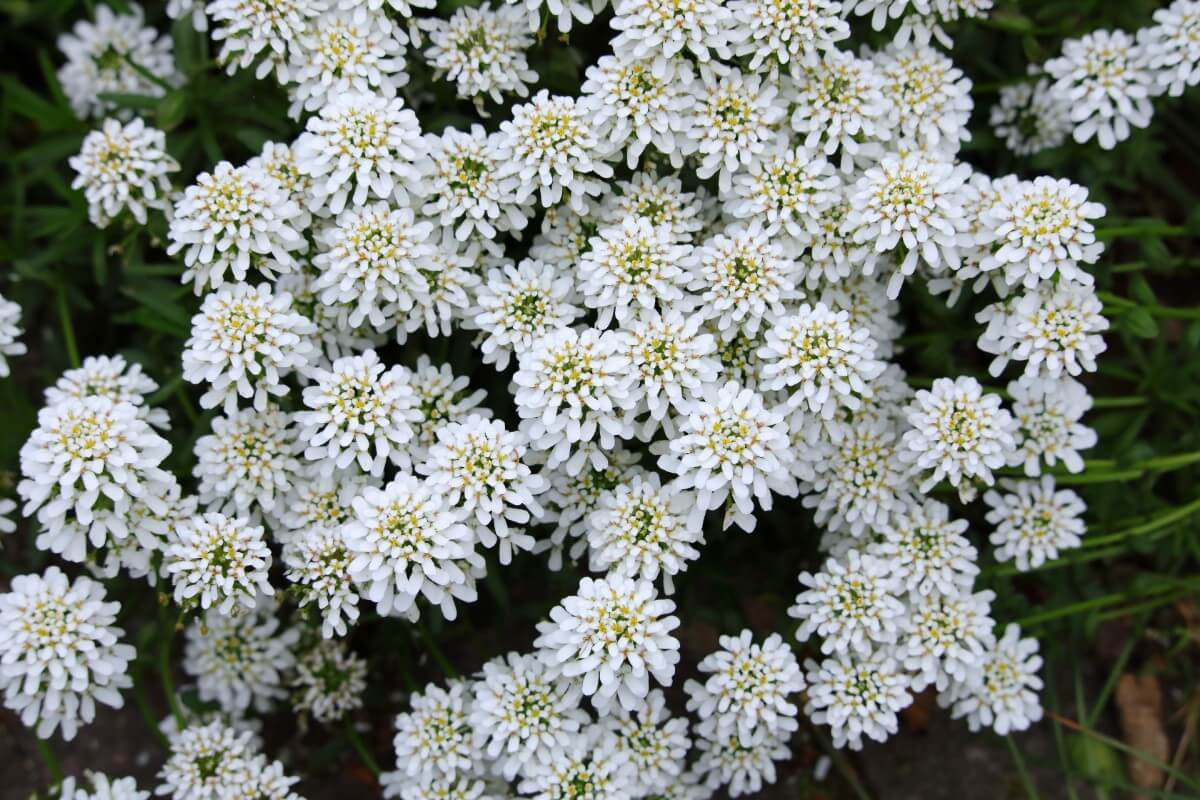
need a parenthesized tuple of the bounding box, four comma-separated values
(1067, 733, 1125, 788)
(157, 91, 189, 131)
(1125, 307, 1160, 339)
(1129, 276, 1157, 306)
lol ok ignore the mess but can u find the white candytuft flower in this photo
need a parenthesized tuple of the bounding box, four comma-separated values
(166, 511, 274, 615)
(156, 721, 260, 800)
(901, 589, 996, 692)
(602, 689, 690, 796)
(469, 651, 589, 780)
(990, 77, 1072, 156)
(70, 118, 178, 228)
(182, 281, 316, 412)
(54, 772, 147, 800)
(194, 406, 302, 518)
(900, 376, 1018, 497)
(0, 293, 25, 378)
(417, 126, 531, 242)
(790, 549, 906, 655)
(157, 719, 301, 800)
(869, 499, 979, 597)
(312, 202, 436, 333)
(405, 234, 484, 340)
(686, 223, 801, 340)
(513, 327, 634, 474)
(286, 8, 408, 116)
(284, 524, 362, 638)
(789, 49, 888, 171)
(985, 476, 1087, 571)
(684, 68, 786, 193)
(295, 92, 423, 215)
(1045, 29, 1156, 150)
(0, 567, 134, 740)
(169, 162, 308, 293)
(586, 472, 704, 593)
(874, 42, 973, 150)
(421, 4, 536, 104)
(685, 630, 803, 746)
(208, 0, 322, 80)
(620, 308, 721, 437)
(981, 176, 1105, 289)
(725, 145, 839, 241)
(419, 415, 547, 564)
(498, 91, 614, 213)
(471, 259, 581, 371)
(44, 355, 168, 430)
(611, 0, 732, 63)
(848, 150, 971, 298)
(978, 282, 1109, 379)
(941, 624, 1043, 735)
(292, 640, 368, 724)
(515, 723, 637, 799)
(759, 302, 884, 418)
(1008, 376, 1096, 477)
(183, 601, 299, 714)
(534, 574, 681, 713)
(728, 0, 848, 74)
(19, 396, 172, 561)
(794, 418, 914, 538)
(581, 55, 695, 169)
(693, 726, 792, 798)
(804, 650, 913, 750)
(1142, 0, 1200, 97)
(57, 5, 179, 120)
(578, 217, 693, 327)
(656, 381, 797, 533)
(297, 350, 420, 476)
(345, 474, 479, 620)
(392, 680, 480, 784)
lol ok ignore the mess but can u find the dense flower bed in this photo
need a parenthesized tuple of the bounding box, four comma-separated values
(3, 1, 1200, 798)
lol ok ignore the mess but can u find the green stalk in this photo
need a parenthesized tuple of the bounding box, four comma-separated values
(55, 283, 80, 368)
(34, 737, 63, 784)
(346, 723, 381, 778)
(1006, 736, 1041, 800)
(1095, 224, 1187, 240)
(415, 620, 459, 678)
(157, 600, 185, 727)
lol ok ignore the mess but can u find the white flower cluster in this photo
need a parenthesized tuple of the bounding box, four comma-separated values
(24, 0, 1160, 787)
(157, 719, 302, 800)
(0, 292, 26, 378)
(992, 0, 1200, 153)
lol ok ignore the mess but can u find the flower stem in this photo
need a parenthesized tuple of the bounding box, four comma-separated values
(157, 598, 186, 727)
(1095, 224, 1187, 240)
(415, 620, 459, 678)
(1005, 736, 1041, 800)
(55, 284, 80, 368)
(346, 723, 381, 778)
(34, 737, 63, 784)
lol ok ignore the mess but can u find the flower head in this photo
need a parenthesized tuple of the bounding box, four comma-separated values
(0, 567, 134, 739)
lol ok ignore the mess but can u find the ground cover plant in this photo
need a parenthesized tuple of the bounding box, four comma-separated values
(1, 0, 1200, 798)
